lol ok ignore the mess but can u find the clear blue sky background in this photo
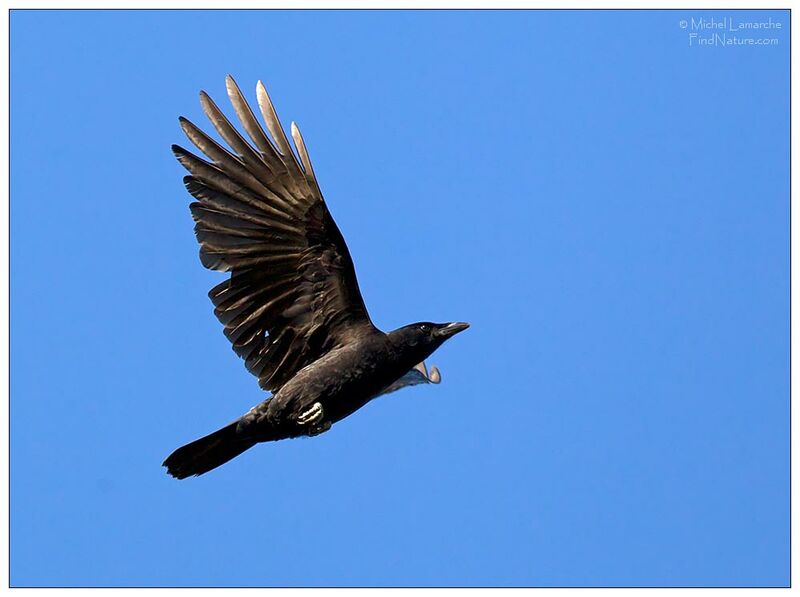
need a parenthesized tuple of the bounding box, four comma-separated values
(10, 9, 789, 587)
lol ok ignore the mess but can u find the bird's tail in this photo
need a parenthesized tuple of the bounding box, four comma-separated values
(163, 421, 258, 479)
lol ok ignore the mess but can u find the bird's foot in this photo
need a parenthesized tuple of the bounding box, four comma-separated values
(298, 402, 331, 437)
(298, 402, 324, 426)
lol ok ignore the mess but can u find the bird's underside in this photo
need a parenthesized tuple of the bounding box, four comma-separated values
(163, 76, 466, 480)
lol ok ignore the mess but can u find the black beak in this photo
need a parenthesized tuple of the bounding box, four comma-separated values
(435, 322, 470, 339)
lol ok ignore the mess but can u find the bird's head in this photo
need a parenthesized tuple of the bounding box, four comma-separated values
(390, 321, 470, 361)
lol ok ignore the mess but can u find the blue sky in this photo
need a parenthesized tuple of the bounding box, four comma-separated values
(10, 9, 789, 587)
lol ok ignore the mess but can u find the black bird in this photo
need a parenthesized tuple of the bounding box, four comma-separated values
(163, 76, 469, 479)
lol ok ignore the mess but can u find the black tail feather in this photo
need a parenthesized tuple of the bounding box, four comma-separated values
(163, 421, 257, 479)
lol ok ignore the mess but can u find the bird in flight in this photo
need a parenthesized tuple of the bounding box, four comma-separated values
(163, 76, 469, 479)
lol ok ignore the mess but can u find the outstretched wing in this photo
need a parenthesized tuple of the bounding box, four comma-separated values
(376, 362, 442, 397)
(173, 76, 375, 392)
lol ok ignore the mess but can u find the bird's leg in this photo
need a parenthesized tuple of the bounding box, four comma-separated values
(297, 402, 324, 426)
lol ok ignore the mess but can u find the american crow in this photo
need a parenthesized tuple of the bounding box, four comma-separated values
(163, 76, 469, 479)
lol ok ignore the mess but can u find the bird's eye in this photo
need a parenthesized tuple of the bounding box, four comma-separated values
(419, 324, 430, 333)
